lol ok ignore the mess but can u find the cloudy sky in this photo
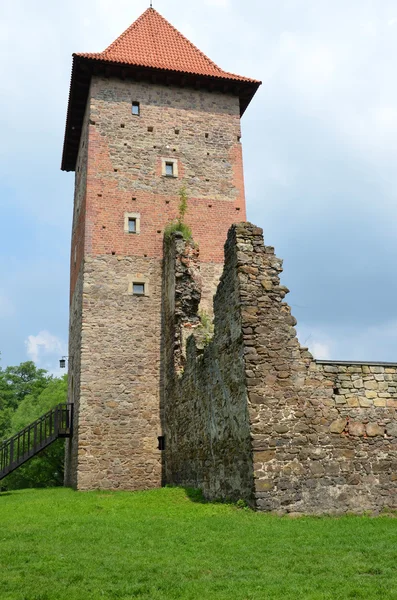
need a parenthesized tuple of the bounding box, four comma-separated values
(1, 0, 397, 371)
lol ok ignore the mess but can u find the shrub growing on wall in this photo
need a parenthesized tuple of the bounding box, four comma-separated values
(164, 186, 193, 241)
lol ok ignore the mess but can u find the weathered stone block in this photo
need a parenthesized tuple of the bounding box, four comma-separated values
(366, 423, 384, 437)
(348, 422, 365, 436)
(386, 423, 397, 437)
(330, 418, 347, 434)
(256, 480, 274, 492)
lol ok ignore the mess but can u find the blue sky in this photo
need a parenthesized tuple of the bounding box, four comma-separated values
(1, 0, 397, 371)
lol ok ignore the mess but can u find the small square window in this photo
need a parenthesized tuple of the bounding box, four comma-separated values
(124, 212, 140, 234)
(128, 218, 136, 233)
(133, 283, 145, 296)
(132, 102, 140, 116)
(161, 158, 178, 178)
(165, 162, 174, 177)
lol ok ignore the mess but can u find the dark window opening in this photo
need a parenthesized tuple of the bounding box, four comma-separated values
(132, 102, 140, 116)
(133, 283, 145, 296)
(165, 162, 174, 177)
(158, 436, 165, 451)
(148, 126, 154, 132)
(333, 387, 340, 395)
(128, 218, 137, 233)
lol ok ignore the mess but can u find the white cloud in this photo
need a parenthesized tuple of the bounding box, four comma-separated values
(297, 320, 397, 363)
(25, 331, 65, 364)
(297, 327, 333, 360)
(310, 341, 331, 360)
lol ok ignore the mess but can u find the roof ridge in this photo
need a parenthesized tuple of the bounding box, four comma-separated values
(101, 8, 224, 74)
(150, 9, 223, 73)
(73, 8, 261, 84)
(102, 8, 152, 55)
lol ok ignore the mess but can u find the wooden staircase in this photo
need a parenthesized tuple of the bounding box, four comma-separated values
(0, 403, 73, 480)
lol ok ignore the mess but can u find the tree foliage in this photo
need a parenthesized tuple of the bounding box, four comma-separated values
(0, 359, 67, 490)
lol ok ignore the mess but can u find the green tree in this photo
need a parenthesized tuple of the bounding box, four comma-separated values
(2, 361, 50, 407)
(10, 375, 67, 433)
(0, 361, 51, 440)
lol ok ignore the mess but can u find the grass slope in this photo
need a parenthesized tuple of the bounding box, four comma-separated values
(1, 487, 397, 600)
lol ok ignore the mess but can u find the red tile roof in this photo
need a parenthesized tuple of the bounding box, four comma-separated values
(76, 8, 259, 83)
(62, 8, 261, 171)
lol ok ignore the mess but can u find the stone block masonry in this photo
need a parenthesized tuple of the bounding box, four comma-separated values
(163, 230, 255, 503)
(65, 76, 249, 490)
(164, 222, 397, 514)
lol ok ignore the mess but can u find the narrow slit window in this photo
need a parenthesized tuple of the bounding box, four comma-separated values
(165, 162, 174, 177)
(128, 218, 136, 233)
(133, 283, 145, 296)
(132, 102, 140, 116)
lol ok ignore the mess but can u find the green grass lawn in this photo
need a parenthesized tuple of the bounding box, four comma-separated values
(1, 487, 397, 600)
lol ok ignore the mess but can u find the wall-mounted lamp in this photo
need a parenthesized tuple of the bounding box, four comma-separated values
(60, 356, 69, 369)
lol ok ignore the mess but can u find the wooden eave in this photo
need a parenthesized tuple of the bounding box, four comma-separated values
(61, 55, 261, 172)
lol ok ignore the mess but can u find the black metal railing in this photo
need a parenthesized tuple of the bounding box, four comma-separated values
(0, 403, 73, 480)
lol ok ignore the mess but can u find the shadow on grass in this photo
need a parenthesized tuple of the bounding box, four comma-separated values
(183, 487, 251, 511)
(183, 487, 208, 504)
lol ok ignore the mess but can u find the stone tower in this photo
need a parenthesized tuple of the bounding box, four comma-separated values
(61, 8, 260, 490)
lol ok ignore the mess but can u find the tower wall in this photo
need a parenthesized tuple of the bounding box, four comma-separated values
(66, 76, 247, 490)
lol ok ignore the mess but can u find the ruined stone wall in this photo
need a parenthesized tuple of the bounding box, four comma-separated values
(236, 226, 397, 515)
(165, 222, 397, 514)
(163, 230, 254, 504)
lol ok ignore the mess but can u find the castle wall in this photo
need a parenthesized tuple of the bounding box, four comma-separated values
(87, 77, 245, 262)
(65, 106, 89, 487)
(163, 230, 254, 504)
(64, 262, 83, 488)
(238, 227, 397, 514)
(73, 255, 163, 490)
(165, 223, 397, 514)
(67, 77, 247, 489)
